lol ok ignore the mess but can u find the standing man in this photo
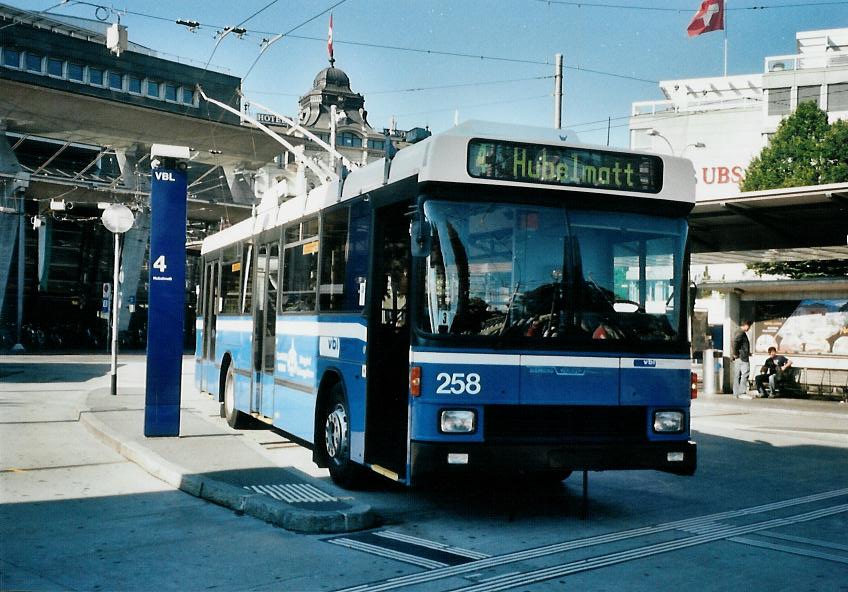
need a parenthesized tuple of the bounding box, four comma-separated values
(732, 320, 752, 398)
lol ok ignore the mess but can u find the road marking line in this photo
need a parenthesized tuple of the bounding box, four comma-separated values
(757, 531, 848, 552)
(451, 504, 848, 592)
(374, 531, 490, 560)
(729, 536, 848, 564)
(334, 487, 848, 592)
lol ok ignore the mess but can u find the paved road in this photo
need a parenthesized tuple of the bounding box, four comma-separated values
(2, 355, 847, 591)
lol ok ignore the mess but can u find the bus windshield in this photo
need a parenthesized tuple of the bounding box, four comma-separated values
(420, 200, 687, 345)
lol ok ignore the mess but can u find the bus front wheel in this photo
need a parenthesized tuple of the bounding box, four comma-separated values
(324, 385, 365, 488)
(223, 365, 249, 429)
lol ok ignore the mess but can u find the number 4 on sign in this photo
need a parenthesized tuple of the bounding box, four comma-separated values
(153, 255, 167, 273)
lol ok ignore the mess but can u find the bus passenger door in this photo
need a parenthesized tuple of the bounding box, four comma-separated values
(365, 202, 411, 479)
(252, 243, 278, 418)
(200, 261, 218, 393)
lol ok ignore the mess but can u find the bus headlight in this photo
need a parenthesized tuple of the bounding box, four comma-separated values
(440, 410, 476, 433)
(653, 410, 684, 433)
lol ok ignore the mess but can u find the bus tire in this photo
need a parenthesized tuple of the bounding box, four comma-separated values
(324, 384, 365, 489)
(223, 364, 249, 429)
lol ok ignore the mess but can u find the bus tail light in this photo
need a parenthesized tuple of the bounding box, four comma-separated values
(690, 372, 698, 399)
(409, 366, 421, 397)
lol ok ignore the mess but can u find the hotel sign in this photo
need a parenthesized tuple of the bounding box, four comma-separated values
(468, 139, 663, 194)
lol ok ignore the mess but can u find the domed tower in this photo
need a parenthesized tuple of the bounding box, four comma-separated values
(297, 62, 372, 139)
(285, 32, 399, 173)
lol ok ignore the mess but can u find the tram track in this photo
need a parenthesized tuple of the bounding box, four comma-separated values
(335, 487, 848, 592)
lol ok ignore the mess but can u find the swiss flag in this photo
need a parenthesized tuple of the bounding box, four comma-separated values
(328, 14, 334, 61)
(687, 0, 724, 37)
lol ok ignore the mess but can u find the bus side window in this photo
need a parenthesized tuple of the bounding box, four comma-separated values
(220, 244, 241, 314)
(346, 200, 370, 312)
(318, 200, 370, 313)
(281, 218, 319, 312)
(319, 207, 350, 311)
(241, 243, 253, 314)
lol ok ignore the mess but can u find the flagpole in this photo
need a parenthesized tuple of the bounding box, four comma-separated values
(723, 0, 728, 76)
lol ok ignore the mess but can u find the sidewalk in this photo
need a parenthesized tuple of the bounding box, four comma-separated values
(78, 355, 375, 534)
(694, 388, 848, 418)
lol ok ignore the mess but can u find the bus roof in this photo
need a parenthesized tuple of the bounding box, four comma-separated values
(201, 121, 696, 255)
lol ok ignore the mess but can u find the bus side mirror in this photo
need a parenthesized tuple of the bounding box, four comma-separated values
(411, 219, 432, 258)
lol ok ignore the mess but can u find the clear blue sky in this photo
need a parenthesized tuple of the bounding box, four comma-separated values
(18, 0, 848, 146)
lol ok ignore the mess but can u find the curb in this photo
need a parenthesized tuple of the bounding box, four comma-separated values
(79, 411, 376, 534)
(694, 396, 848, 419)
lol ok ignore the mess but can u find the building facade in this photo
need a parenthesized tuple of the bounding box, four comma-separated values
(630, 28, 848, 394)
(0, 4, 427, 351)
(630, 28, 848, 200)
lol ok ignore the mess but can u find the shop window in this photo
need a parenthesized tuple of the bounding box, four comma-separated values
(2, 48, 20, 68)
(767, 87, 790, 116)
(47, 57, 63, 77)
(67, 63, 84, 82)
(25, 52, 43, 73)
(89, 67, 104, 86)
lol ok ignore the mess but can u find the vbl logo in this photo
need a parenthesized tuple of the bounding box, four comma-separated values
(634, 359, 657, 367)
(154, 171, 176, 182)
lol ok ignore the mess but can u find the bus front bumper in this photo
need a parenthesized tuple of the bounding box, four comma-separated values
(410, 440, 697, 479)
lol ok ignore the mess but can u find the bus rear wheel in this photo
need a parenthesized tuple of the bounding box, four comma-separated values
(324, 385, 366, 488)
(223, 365, 249, 429)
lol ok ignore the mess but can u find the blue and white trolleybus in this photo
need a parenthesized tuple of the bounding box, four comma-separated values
(195, 121, 698, 487)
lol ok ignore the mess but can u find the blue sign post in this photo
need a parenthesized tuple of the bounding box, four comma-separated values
(144, 159, 188, 437)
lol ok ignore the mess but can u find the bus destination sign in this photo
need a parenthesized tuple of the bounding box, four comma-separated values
(467, 139, 663, 194)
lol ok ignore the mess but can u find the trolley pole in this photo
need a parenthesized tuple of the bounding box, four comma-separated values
(554, 53, 563, 129)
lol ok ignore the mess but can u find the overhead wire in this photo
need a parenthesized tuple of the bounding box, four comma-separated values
(241, 0, 350, 83)
(533, 0, 848, 10)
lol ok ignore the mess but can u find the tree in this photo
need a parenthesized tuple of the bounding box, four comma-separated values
(747, 260, 848, 280)
(740, 101, 832, 191)
(741, 103, 848, 279)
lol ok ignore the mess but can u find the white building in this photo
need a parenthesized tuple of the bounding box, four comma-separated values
(631, 29, 848, 394)
(630, 28, 848, 200)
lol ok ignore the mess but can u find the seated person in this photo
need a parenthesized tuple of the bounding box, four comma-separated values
(754, 347, 792, 398)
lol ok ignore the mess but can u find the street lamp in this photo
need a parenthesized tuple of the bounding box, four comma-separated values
(101, 204, 135, 396)
(683, 142, 707, 155)
(646, 128, 674, 154)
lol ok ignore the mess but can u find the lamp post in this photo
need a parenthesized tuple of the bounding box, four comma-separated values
(646, 129, 707, 157)
(646, 128, 674, 154)
(682, 142, 707, 155)
(101, 204, 135, 396)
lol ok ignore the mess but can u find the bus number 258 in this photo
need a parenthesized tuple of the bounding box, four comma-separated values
(435, 372, 481, 395)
